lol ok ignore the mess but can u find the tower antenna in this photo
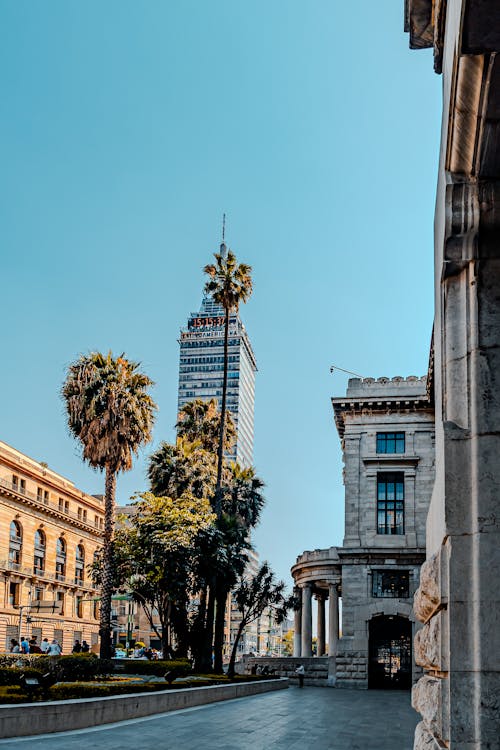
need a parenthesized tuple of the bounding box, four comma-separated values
(222, 213, 226, 242)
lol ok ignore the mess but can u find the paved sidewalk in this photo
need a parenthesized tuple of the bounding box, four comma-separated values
(0, 687, 418, 750)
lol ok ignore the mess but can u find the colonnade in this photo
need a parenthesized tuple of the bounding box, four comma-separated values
(293, 582, 339, 658)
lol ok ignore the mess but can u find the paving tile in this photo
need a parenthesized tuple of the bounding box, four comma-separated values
(0, 687, 419, 750)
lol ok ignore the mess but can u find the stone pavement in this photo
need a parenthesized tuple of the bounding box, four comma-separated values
(0, 687, 418, 750)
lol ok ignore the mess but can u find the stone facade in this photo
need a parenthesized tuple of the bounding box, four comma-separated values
(0, 440, 103, 653)
(405, 0, 500, 746)
(292, 377, 435, 689)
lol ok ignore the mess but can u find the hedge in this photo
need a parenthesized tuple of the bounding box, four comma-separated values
(114, 659, 191, 677)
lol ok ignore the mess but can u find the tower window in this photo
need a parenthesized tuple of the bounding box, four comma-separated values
(377, 473, 404, 535)
(376, 432, 405, 454)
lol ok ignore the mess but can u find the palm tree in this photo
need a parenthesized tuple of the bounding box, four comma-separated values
(148, 437, 216, 500)
(176, 398, 236, 456)
(203, 247, 253, 517)
(212, 464, 265, 672)
(62, 351, 156, 659)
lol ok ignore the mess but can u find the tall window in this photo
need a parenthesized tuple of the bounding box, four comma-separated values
(376, 432, 405, 454)
(75, 596, 83, 618)
(75, 545, 85, 584)
(377, 473, 404, 535)
(56, 538, 66, 581)
(33, 529, 46, 574)
(9, 521, 22, 568)
(8, 582, 20, 606)
(56, 591, 65, 615)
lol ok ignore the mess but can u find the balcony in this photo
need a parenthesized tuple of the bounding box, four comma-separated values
(0, 475, 103, 534)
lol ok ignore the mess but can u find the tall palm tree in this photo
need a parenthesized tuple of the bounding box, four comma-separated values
(203, 247, 253, 516)
(62, 351, 156, 659)
(212, 464, 265, 672)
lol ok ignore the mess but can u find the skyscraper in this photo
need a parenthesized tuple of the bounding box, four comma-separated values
(177, 250, 257, 467)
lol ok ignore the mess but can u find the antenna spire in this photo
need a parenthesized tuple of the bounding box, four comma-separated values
(220, 213, 227, 258)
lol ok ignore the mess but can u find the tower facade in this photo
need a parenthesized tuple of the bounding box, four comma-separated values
(177, 294, 257, 467)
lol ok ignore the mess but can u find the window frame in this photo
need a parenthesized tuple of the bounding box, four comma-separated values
(376, 472, 405, 535)
(376, 432, 405, 454)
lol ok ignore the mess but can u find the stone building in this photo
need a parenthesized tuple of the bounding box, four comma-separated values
(0, 440, 103, 652)
(404, 1, 500, 747)
(292, 376, 435, 689)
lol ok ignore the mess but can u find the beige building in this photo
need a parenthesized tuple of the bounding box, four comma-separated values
(0, 440, 103, 653)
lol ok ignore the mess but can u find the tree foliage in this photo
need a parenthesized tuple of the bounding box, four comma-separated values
(110, 492, 216, 657)
(62, 351, 156, 660)
(227, 563, 296, 677)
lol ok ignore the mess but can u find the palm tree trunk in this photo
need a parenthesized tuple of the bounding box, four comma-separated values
(215, 304, 230, 517)
(213, 583, 229, 673)
(199, 582, 216, 672)
(100, 465, 116, 659)
(227, 618, 247, 678)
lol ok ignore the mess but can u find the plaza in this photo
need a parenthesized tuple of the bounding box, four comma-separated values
(0, 687, 418, 750)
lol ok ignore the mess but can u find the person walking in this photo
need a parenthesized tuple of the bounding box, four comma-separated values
(29, 637, 42, 654)
(9, 639, 20, 653)
(47, 639, 62, 656)
(295, 664, 305, 688)
(40, 637, 50, 653)
(20, 636, 30, 654)
(72, 640, 82, 653)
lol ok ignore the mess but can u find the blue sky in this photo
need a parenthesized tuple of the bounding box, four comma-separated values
(0, 1, 441, 586)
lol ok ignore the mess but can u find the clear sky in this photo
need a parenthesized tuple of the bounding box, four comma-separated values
(0, 1, 441, 587)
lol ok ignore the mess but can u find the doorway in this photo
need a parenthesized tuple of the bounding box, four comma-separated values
(368, 615, 411, 689)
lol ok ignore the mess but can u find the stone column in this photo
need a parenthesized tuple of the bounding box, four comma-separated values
(328, 583, 339, 657)
(301, 583, 313, 658)
(293, 587, 302, 657)
(316, 594, 326, 656)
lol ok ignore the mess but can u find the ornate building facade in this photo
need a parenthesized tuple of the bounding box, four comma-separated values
(0, 441, 103, 652)
(404, 1, 500, 746)
(292, 376, 435, 689)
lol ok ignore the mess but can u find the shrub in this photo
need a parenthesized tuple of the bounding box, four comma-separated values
(0, 686, 27, 703)
(0, 667, 44, 687)
(119, 659, 191, 677)
(48, 682, 170, 700)
(47, 655, 114, 682)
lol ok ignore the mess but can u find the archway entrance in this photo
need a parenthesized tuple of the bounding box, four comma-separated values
(368, 615, 411, 689)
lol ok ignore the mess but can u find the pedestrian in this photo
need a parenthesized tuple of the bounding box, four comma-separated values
(29, 637, 42, 654)
(40, 637, 50, 653)
(47, 639, 62, 656)
(295, 664, 305, 688)
(20, 636, 30, 654)
(9, 639, 20, 653)
(81, 640, 90, 653)
(72, 640, 82, 653)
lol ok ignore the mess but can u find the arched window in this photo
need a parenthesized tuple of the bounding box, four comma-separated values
(75, 544, 85, 584)
(56, 537, 66, 581)
(33, 529, 45, 575)
(8, 521, 22, 569)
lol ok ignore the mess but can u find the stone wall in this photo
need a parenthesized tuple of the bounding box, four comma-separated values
(241, 656, 329, 686)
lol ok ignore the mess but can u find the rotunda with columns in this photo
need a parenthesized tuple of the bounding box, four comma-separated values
(290, 547, 340, 660)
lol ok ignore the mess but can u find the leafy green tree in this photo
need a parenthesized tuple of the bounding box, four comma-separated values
(212, 464, 265, 672)
(111, 492, 215, 658)
(62, 351, 156, 659)
(227, 563, 295, 677)
(203, 249, 253, 516)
